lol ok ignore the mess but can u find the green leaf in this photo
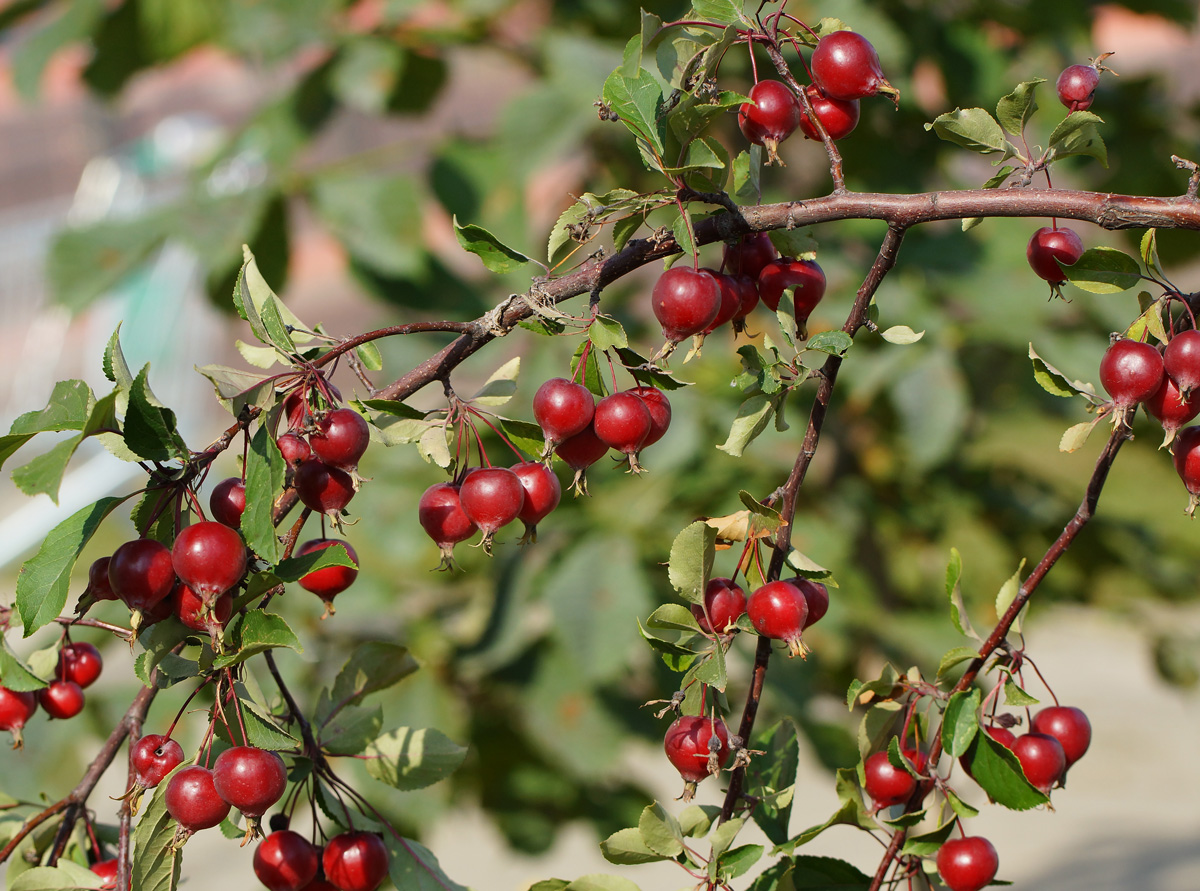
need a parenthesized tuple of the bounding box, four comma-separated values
(767, 229, 818, 260)
(10, 864, 104, 890)
(805, 331, 853, 356)
(9, 380, 93, 436)
(936, 646, 979, 681)
(1047, 110, 1106, 158)
(0, 639, 46, 692)
(962, 731, 1049, 810)
(668, 521, 717, 604)
(274, 543, 356, 583)
(880, 326, 925, 345)
(846, 663, 901, 710)
(318, 641, 419, 722)
(783, 855, 870, 890)
(228, 696, 298, 751)
(233, 246, 298, 356)
(858, 700, 902, 759)
(11, 433, 84, 503)
(319, 704, 383, 756)
(716, 393, 777, 457)
(1027, 344, 1099, 400)
(212, 611, 302, 668)
(1059, 418, 1101, 453)
(718, 844, 764, 881)
(996, 78, 1045, 138)
(384, 835, 469, 891)
(364, 726, 467, 791)
(692, 0, 743, 25)
(692, 639, 728, 690)
(589, 315, 629, 352)
(994, 560, 1026, 634)
(945, 547, 980, 640)
(565, 876, 642, 891)
(945, 787, 980, 819)
(614, 347, 693, 391)
(452, 217, 531, 274)
(600, 828, 669, 865)
(645, 603, 702, 634)
(924, 108, 1010, 154)
(130, 765, 185, 891)
(900, 820, 957, 857)
(470, 357, 520, 407)
(134, 620, 193, 688)
(124, 366, 187, 462)
(1003, 678, 1040, 706)
(709, 816, 744, 858)
(1063, 246, 1141, 293)
(941, 688, 981, 757)
(672, 208, 696, 260)
(679, 804, 720, 838)
(637, 802, 684, 858)
(242, 424, 285, 564)
(1125, 294, 1168, 345)
(776, 770, 880, 853)
(195, 364, 275, 418)
(15, 496, 125, 636)
(752, 719, 799, 846)
(329, 35, 404, 114)
(602, 66, 667, 159)
(355, 340, 384, 371)
(731, 149, 761, 205)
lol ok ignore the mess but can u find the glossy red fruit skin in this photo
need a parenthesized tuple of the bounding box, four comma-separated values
(1164, 330, 1200, 396)
(295, 460, 356, 514)
(1099, 339, 1165, 406)
(90, 858, 119, 890)
(691, 577, 747, 634)
(1146, 374, 1200, 432)
(727, 274, 760, 323)
(311, 408, 370, 470)
(165, 765, 230, 832)
(418, 482, 477, 565)
(758, 258, 827, 322)
(699, 269, 743, 334)
(254, 830, 321, 891)
(738, 80, 801, 153)
(1174, 426, 1200, 496)
(863, 750, 916, 809)
(785, 578, 829, 628)
(39, 679, 84, 719)
(87, 557, 117, 601)
(0, 686, 37, 741)
(174, 584, 233, 635)
(172, 521, 248, 599)
(555, 424, 609, 471)
(58, 641, 103, 688)
(1013, 732, 1067, 793)
(277, 433, 312, 467)
(798, 84, 860, 141)
(511, 462, 561, 528)
(297, 539, 360, 605)
(209, 477, 247, 529)
(593, 392, 653, 456)
(458, 467, 526, 536)
(628, 386, 672, 448)
(723, 233, 777, 280)
(1056, 64, 1100, 111)
(652, 267, 722, 343)
(937, 836, 999, 891)
(322, 831, 389, 891)
(811, 31, 893, 101)
(747, 580, 809, 657)
(108, 539, 176, 613)
(533, 378, 595, 446)
(132, 734, 185, 787)
(663, 715, 730, 784)
(1026, 226, 1084, 283)
(1031, 706, 1091, 769)
(212, 746, 288, 818)
(283, 382, 341, 431)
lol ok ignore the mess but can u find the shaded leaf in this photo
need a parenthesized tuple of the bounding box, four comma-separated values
(453, 217, 531, 274)
(365, 727, 468, 791)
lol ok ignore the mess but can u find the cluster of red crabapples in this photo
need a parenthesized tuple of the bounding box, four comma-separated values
(659, 574, 829, 801)
(0, 639, 103, 745)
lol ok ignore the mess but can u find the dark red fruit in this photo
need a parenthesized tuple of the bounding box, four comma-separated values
(811, 31, 897, 103)
(165, 765, 230, 832)
(213, 745, 287, 819)
(727, 274, 760, 326)
(0, 686, 37, 747)
(1056, 64, 1100, 112)
(283, 381, 341, 431)
(1164, 329, 1200, 398)
(297, 539, 359, 613)
(510, 461, 561, 543)
(652, 266, 722, 343)
(172, 521, 248, 599)
(311, 408, 370, 470)
(38, 679, 84, 720)
(1031, 706, 1091, 770)
(1146, 374, 1200, 435)
(209, 477, 247, 528)
(533, 378, 595, 448)
(1099, 339, 1165, 407)
(593, 392, 653, 470)
(1026, 226, 1084, 284)
(132, 734, 185, 788)
(863, 750, 916, 810)
(723, 233, 777, 280)
(627, 386, 672, 451)
(699, 269, 744, 334)
(418, 482, 478, 568)
(1012, 732, 1067, 793)
(1174, 427, 1200, 513)
(277, 433, 312, 467)
(937, 836, 999, 891)
(785, 577, 829, 628)
(747, 580, 809, 657)
(174, 584, 233, 638)
(555, 423, 610, 495)
(90, 858, 119, 890)
(797, 83, 860, 141)
(738, 80, 801, 164)
(86, 556, 117, 601)
(663, 714, 730, 801)
(691, 577, 746, 635)
(58, 641, 102, 688)
(322, 831, 389, 891)
(254, 830, 321, 891)
(758, 258, 827, 323)
(302, 881, 338, 891)
(458, 467, 526, 553)
(295, 460, 357, 515)
(108, 539, 176, 621)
